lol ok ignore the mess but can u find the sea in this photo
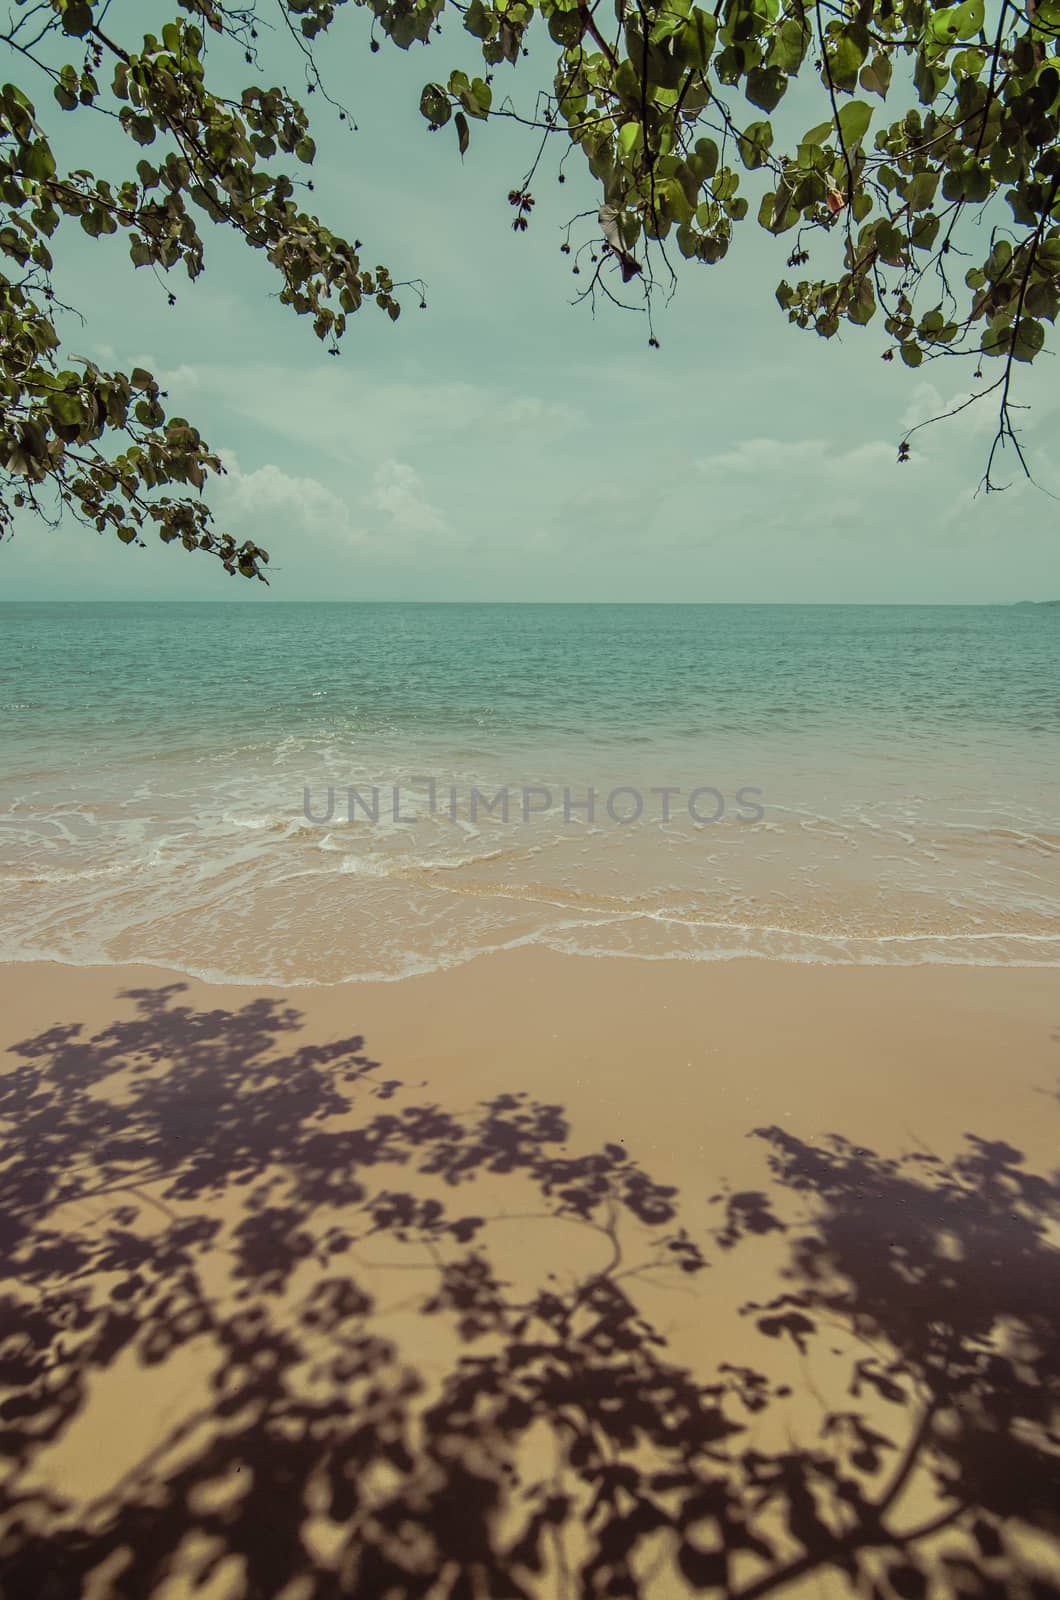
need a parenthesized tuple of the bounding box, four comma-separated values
(1, 601, 1057, 983)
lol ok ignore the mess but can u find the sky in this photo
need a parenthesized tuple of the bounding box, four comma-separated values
(2, 1, 1059, 603)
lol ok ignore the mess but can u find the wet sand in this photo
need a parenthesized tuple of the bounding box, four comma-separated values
(0, 952, 1057, 1598)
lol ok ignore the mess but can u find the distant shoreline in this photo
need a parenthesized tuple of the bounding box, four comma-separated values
(1, 597, 1057, 607)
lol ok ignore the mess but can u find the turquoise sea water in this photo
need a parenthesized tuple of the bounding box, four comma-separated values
(1, 601, 1057, 980)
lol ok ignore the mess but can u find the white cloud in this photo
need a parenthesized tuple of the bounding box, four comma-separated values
(214, 453, 470, 573)
(220, 450, 354, 534)
(496, 394, 583, 428)
(700, 435, 901, 478)
(184, 367, 476, 462)
(366, 458, 447, 537)
(900, 377, 1003, 442)
(156, 361, 585, 466)
(689, 434, 919, 539)
(159, 362, 201, 392)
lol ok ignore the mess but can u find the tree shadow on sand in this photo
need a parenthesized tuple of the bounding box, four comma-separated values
(0, 985, 1057, 1599)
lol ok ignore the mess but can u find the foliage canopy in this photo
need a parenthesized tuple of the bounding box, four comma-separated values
(2, 0, 1059, 577)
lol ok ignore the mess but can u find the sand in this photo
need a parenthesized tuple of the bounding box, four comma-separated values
(0, 952, 1057, 1599)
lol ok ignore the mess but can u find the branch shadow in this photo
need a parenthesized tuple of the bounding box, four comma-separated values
(0, 984, 1056, 1599)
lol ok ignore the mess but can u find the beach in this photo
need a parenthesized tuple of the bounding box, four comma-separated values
(2, 0, 1060, 1577)
(2, 950, 1057, 1597)
(2, 599, 1058, 1595)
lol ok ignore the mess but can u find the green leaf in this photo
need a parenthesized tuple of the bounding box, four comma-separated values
(455, 110, 469, 157)
(1013, 316, 1044, 362)
(1036, 236, 1060, 273)
(468, 76, 492, 118)
(47, 391, 85, 428)
(758, 188, 797, 233)
(803, 118, 834, 147)
(828, 27, 868, 91)
(981, 320, 1012, 357)
(942, 162, 990, 203)
(836, 100, 872, 148)
(656, 176, 693, 223)
(651, 7, 688, 43)
(675, 9, 716, 69)
(464, 0, 491, 38)
(860, 52, 892, 97)
(986, 239, 1012, 279)
(848, 277, 876, 325)
(419, 83, 451, 127)
(618, 121, 642, 161)
(906, 171, 939, 211)
(676, 221, 700, 258)
(21, 139, 56, 183)
(769, 18, 807, 74)
(874, 220, 905, 264)
(956, 0, 986, 35)
(910, 212, 939, 250)
(122, 111, 157, 147)
(1025, 278, 1059, 320)
(692, 137, 719, 178)
(548, 7, 585, 46)
(738, 120, 773, 169)
(714, 167, 738, 203)
(746, 67, 785, 112)
(61, 2, 94, 38)
(930, 0, 984, 44)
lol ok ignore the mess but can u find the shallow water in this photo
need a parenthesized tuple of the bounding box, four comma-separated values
(2, 600, 1057, 981)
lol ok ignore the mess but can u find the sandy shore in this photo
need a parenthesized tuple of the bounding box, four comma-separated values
(1, 952, 1057, 1599)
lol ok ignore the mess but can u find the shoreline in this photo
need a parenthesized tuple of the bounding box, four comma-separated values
(2, 950, 1058, 1140)
(3, 927, 1060, 994)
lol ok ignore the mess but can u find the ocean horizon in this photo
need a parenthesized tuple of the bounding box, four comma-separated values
(5, 597, 1056, 605)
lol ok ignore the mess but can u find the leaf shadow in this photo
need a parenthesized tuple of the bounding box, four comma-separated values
(0, 985, 1057, 1599)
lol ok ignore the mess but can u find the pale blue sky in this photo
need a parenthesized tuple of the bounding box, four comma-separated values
(2, 3, 1058, 602)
